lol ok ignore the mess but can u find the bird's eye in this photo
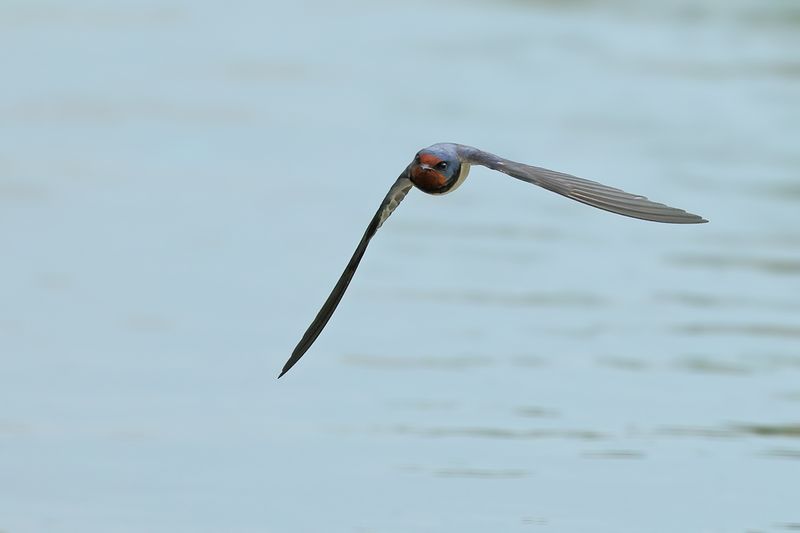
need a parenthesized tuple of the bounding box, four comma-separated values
(414, 155, 421, 164)
(436, 161, 448, 170)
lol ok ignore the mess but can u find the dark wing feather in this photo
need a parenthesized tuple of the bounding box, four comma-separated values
(458, 146, 707, 224)
(279, 174, 413, 378)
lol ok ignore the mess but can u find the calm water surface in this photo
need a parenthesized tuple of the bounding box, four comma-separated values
(1, 0, 799, 532)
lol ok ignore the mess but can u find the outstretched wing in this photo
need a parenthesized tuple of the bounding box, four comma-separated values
(458, 146, 707, 224)
(279, 174, 414, 377)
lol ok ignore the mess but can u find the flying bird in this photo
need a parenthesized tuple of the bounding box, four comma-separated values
(279, 143, 707, 377)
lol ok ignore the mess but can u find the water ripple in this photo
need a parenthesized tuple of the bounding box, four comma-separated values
(668, 253, 800, 276)
(513, 406, 560, 419)
(433, 468, 529, 479)
(581, 450, 645, 460)
(659, 423, 800, 439)
(342, 353, 492, 370)
(761, 449, 800, 460)
(660, 291, 800, 312)
(392, 288, 606, 308)
(392, 425, 606, 440)
(674, 323, 800, 339)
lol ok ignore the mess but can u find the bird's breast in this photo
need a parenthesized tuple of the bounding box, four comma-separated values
(410, 163, 470, 196)
(410, 167, 448, 194)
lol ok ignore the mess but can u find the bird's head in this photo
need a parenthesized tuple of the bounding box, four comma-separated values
(409, 144, 470, 195)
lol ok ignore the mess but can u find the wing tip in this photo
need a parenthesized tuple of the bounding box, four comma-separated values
(682, 212, 709, 224)
(661, 214, 709, 224)
(277, 359, 295, 379)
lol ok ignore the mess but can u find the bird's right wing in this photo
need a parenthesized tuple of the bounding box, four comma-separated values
(459, 146, 707, 224)
(279, 173, 414, 377)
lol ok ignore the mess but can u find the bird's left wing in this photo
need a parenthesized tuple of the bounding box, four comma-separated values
(279, 174, 413, 377)
(458, 145, 707, 224)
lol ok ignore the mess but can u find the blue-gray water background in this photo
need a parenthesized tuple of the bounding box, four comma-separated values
(1, 1, 799, 532)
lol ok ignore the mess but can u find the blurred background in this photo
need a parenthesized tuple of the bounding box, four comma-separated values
(1, 0, 799, 532)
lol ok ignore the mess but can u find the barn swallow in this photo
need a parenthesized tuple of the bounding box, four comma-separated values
(279, 143, 707, 377)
